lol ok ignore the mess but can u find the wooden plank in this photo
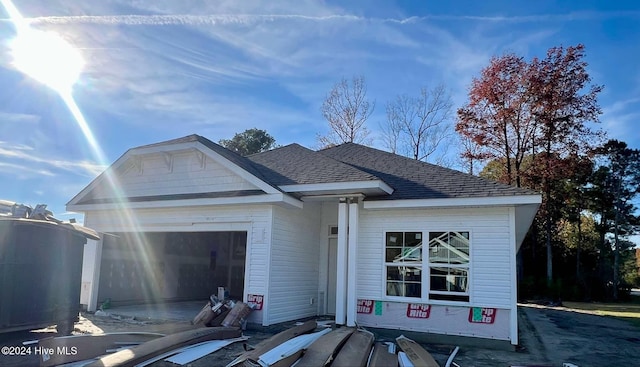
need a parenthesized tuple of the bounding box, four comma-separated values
(86, 327, 241, 367)
(191, 302, 214, 326)
(257, 328, 331, 367)
(331, 329, 374, 367)
(369, 342, 398, 367)
(395, 335, 439, 367)
(295, 327, 354, 367)
(225, 320, 317, 367)
(38, 332, 165, 367)
(270, 350, 303, 367)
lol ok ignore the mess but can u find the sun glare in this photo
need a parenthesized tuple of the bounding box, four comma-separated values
(10, 28, 85, 93)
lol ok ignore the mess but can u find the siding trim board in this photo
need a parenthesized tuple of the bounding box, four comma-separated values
(363, 195, 541, 209)
(509, 207, 518, 344)
(70, 193, 302, 211)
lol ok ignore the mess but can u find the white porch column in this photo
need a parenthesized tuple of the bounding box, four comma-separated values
(335, 198, 349, 325)
(346, 198, 359, 327)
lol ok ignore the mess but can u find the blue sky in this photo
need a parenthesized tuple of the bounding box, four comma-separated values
(0, 0, 639, 225)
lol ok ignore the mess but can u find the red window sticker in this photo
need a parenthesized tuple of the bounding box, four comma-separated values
(247, 294, 264, 310)
(357, 299, 374, 314)
(406, 304, 431, 319)
(468, 307, 496, 324)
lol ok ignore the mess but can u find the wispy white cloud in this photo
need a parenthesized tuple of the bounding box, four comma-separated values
(0, 143, 105, 177)
(0, 111, 41, 123)
(0, 161, 55, 177)
(4, 10, 635, 27)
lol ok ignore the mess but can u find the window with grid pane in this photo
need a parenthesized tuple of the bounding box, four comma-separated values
(385, 232, 422, 298)
(428, 231, 470, 302)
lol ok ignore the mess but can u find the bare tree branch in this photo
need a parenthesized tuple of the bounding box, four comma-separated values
(383, 84, 453, 163)
(318, 75, 374, 147)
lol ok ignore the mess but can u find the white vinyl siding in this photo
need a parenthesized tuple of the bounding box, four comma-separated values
(90, 151, 259, 200)
(268, 203, 322, 325)
(359, 207, 512, 308)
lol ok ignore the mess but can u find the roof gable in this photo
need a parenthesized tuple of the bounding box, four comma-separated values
(67, 135, 284, 207)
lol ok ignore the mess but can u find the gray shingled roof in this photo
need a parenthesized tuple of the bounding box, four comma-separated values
(247, 144, 379, 185)
(319, 143, 538, 200)
(116, 135, 537, 201)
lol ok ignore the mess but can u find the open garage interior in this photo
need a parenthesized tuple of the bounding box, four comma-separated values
(98, 231, 247, 306)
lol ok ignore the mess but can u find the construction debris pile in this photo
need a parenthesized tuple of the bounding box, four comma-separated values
(29, 296, 456, 367)
(0, 200, 100, 240)
(1, 200, 62, 221)
(191, 294, 253, 329)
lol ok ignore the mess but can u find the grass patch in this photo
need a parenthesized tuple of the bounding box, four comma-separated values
(563, 299, 640, 327)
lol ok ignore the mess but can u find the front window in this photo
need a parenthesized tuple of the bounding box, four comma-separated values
(385, 232, 422, 298)
(428, 231, 470, 302)
(384, 230, 470, 302)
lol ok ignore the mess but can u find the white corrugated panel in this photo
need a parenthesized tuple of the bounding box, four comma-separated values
(258, 328, 331, 367)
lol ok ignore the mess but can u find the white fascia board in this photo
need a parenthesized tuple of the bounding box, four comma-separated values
(280, 180, 393, 195)
(193, 142, 280, 195)
(67, 193, 303, 212)
(363, 195, 542, 209)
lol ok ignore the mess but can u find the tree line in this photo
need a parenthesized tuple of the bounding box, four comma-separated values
(219, 43, 639, 301)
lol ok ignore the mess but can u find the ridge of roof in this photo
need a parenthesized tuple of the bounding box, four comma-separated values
(248, 143, 381, 186)
(320, 142, 539, 200)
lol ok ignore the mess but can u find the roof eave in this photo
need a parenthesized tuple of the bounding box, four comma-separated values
(279, 180, 393, 197)
(363, 194, 542, 209)
(68, 192, 303, 212)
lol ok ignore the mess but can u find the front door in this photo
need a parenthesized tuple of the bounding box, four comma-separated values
(327, 237, 338, 315)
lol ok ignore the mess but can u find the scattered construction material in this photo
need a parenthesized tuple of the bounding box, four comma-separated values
(164, 336, 249, 365)
(290, 327, 354, 367)
(86, 326, 241, 367)
(331, 329, 375, 367)
(398, 351, 413, 367)
(37, 332, 165, 367)
(368, 342, 399, 367)
(222, 301, 253, 328)
(257, 328, 332, 367)
(226, 320, 318, 367)
(192, 302, 216, 326)
(396, 335, 440, 367)
(445, 346, 460, 367)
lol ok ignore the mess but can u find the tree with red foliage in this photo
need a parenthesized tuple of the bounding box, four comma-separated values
(456, 53, 536, 187)
(529, 44, 603, 284)
(457, 44, 603, 285)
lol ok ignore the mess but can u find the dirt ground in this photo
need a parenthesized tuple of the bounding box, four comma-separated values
(1, 303, 639, 367)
